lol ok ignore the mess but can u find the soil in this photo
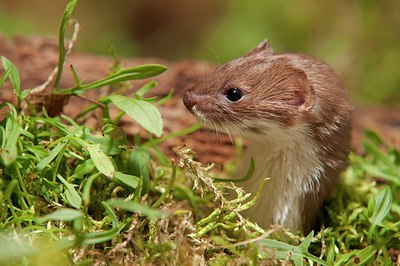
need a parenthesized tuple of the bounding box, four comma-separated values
(1, 34, 400, 165)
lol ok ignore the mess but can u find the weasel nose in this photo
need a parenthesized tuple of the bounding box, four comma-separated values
(183, 90, 194, 110)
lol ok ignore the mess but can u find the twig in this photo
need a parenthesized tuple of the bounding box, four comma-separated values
(74, 94, 105, 108)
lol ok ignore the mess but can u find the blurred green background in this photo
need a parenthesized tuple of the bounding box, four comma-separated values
(0, 0, 399, 105)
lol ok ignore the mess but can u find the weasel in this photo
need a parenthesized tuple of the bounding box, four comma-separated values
(183, 41, 352, 233)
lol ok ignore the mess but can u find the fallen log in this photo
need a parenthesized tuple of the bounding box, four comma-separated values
(1, 34, 399, 165)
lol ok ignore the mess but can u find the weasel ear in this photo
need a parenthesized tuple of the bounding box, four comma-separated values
(244, 40, 274, 57)
(292, 68, 316, 111)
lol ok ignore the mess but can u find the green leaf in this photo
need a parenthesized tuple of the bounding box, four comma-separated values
(363, 141, 394, 166)
(27, 146, 47, 158)
(154, 89, 174, 106)
(262, 239, 304, 266)
(135, 81, 157, 98)
(0, 56, 30, 110)
(364, 129, 385, 146)
(80, 201, 127, 244)
(20, 128, 34, 140)
(80, 202, 126, 245)
(20, 89, 30, 100)
(109, 95, 163, 137)
(70, 64, 81, 86)
(261, 232, 327, 266)
(41, 178, 60, 194)
(119, 64, 167, 79)
(326, 238, 336, 265)
(58, 64, 167, 94)
(1, 57, 21, 97)
(0, 66, 11, 89)
(81, 224, 125, 245)
(299, 231, 313, 253)
(61, 114, 81, 130)
(57, 174, 82, 209)
(34, 208, 84, 224)
(72, 159, 96, 179)
(127, 147, 150, 193)
(368, 186, 392, 239)
(34, 116, 71, 135)
(358, 159, 400, 185)
(133, 175, 144, 202)
(335, 234, 396, 265)
(36, 141, 67, 171)
(107, 198, 165, 219)
(1, 109, 21, 166)
(114, 172, 140, 190)
(0, 234, 38, 263)
(100, 134, 125, 156)
(82, 173, 100, 206)
(367, 195, 375, 217)
(352, 245, 379, 265)
(84, 142, 115, 178)
(102, 200, 119, 226)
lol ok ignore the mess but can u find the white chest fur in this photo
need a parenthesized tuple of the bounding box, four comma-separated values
(238, 124, 324, 231)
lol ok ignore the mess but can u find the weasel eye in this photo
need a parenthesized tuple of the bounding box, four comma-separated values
(225, 88, 243, 102)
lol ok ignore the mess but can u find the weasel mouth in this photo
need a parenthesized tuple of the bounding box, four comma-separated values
(191, 106, 209, 122)
(191, 111, 234, 131)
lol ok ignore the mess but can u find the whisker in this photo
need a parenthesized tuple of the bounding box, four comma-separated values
(220, 120, 234, 144)
(225, 119, 242, 134)
(210, 119, 220, 142)
(205, 45, 221, 65)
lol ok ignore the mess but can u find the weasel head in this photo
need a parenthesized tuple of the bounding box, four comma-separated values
(183, 41, 320, 141)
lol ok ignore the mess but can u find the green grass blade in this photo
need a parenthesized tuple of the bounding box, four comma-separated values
(154, 89, 174, 106)
(58, 64, 167, 94)
(135, 81, 157, 98)
(214, 157, 255, 183)
(299, 231, 313, 252)
(127, 147, 150, 193)
(335, 234, 396, 265)
(57, 174, 82, 209)
(34, 208, 84, 224)
(81, 228, 122, 245)
(107, 198, 165, 219)
(35, 141, 67, 171)
(82, 173, 100, 206)
(152, 163, 177, 208)
(144, 123, 201, 147)
(358, 159, 400, 185)
(114, 172, 140, 190)
(54, 0, 78, 89)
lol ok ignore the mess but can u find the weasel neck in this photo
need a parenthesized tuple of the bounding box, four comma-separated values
(239, 131, 324, 231)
